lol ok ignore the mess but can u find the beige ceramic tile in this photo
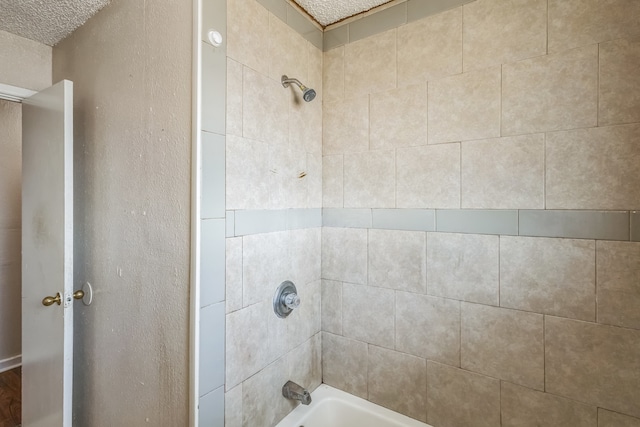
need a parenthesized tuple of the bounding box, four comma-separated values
(225, 135, 270, 210)
(224, 384, 242, 426)
(226, 59, 243, 137)
(461, 303, 544, 390)
(463, 0, 547, 72)
(321, 227, 367, 285)
(242, 231, 290, 306)
(598, 409, 640, 427)
(396, 143, 461, 209)
(306, 152, 322, 208)
(368, 346, 427, 422)
(546, 124, 640, 210)
(370, 84, 428, 150)
(428, 66, 501, 144)
(461, 134, 545, 209)
(286, 280, 322, 351)
(396, 292, 460, 366)
(323, 46, 344, 103)
(321, 279, 342, 335)
(502, 45, 598, 136)
(322, 332, 368, 399)
(323, 96, 369, 155)
(546, 316, 640, 418)
(267, 146, 307, 209)
(597, 241, 640, 330)
(500, 236, 596, 321)
(368, 229, 426, 293)
(397, 7, 462, 85)
(226, 302, 270, 388)
(287, 334, 322, 393)
(345, 29, 396, 99)
(501, 382, 597, 427)
(242, 67, 289, 148)
(290, 94, 322, 154)
(343, 150, 395, 208)
(290, 228, 321, 289)
(227, 0, 270, 75)
(268, 13, 308, 83)
(225, 237, 243, 314)
(427, 233, 499, 305)
(308, 43, 323, 103)
(548, 0, 640, 53)
(599, 38, 640, 126)
(242, 357, 293, 427)
(427, 361, 501, 427)
(342, 283, 395, 349)
(322, 155, 343, 208)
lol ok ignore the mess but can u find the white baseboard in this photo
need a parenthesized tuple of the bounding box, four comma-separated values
(0, 355, 21, 373)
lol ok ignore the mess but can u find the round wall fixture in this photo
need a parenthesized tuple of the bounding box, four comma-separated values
(273, 281, 300, 318)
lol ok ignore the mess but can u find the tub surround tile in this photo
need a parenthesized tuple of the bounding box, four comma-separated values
(548, 0, 640, 53)
(323, 46, 344, 102)
(322, 332, 368, 399)
(597, 241, 640, 330)
(598, 409, 640, 427)
(461, 134, 545, 209)
(321, 280, 342, 335)
(461, 303, 544, 390)
(290, 95, 322, 154)
(267, 146, 308, 209)
(502, 45, 598, 136)
(227, 0, 270, 75)
(546, 124, 640, 210)
(500, 236, 596, 321)
(242, 231, 290, 306)
(501, 382, 597, 427)
(599, 37, 640, 126)
(428, 66, 501, 144)
(242, 357, 293, 427)
(286, 280, 322, 350)
(427, 361, 501, 427)
(463, 0, 547, 72)
(322, 96, 369, 155)
(427, 233, 499, 305)
(226, 135, 270, 210)
(307, 43, 323, 102)
(322, 208, 372, 228)
(349, 3, 407, 43)
(322, 155, 344, 208)
(368, 346, 427, 422)
(519, 210, 630, 241)
(225, 237, 243, 314)
(344, 29, 396, 98)
(436, 209, 519, 235)
(306, 153, 322, 208)
(268, 13, 308, 83)
(226, 59, 243, 137)
(224, 384, 242, 426)
(370, 84, 428, 150)
(396, 292, 460, 366)
(372, 209, 436, 232)
(545, 316, 640, 418)
(289, 227, 321, 287)
(397, 7, 462, 85)
(342, 283, 395, 349)
(343, 150, 396, 208)
(321, 227, 367, 285)
(199, 386, 224, 427)
(368, 229, 426, 293)
(396, 143, 461, 209)
(287, 334, 322, 393)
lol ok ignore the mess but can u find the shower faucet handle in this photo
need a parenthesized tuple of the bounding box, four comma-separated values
(283, 292, 301, 310)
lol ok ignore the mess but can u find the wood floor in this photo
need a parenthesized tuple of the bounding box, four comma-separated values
(0, 367, 20, 427)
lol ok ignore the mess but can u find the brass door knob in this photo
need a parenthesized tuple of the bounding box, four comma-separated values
(42, 292, 62, 306)
(73, 290, 84, 300)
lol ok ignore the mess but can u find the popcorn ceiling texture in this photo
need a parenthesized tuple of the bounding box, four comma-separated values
(293, 0, 394, 26)
(0, 0, 109, 46)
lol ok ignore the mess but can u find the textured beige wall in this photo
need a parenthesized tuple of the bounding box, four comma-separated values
(321, 0, 640, 425)
(0, 99, 22, 364)
(52, 0, 192, 425)
(0, 29, 51, 91)
(224, 0, 324, 425)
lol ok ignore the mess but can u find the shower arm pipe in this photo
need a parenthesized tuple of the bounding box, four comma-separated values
(281, 76, 307, 90)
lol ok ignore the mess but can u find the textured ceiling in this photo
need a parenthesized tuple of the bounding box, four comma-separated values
(293, 0, 395, 26)
(0, 0, 109, 46)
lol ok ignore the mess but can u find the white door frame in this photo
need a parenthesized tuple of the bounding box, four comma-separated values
(0, 82, 36, 102)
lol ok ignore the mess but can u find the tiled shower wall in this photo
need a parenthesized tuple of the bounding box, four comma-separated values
(321, 0, 640, 426)
(222, 0, 323, 425)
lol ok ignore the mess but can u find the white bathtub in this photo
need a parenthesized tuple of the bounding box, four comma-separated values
(275, 384, 432, 427)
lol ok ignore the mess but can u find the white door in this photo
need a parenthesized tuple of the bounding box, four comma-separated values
(22, 80, 74, 427)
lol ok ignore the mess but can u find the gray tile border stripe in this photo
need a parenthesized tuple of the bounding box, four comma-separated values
(323, 25, 349, 51)
(323, 208, 372, 228)
(349, 2, 407, 43)
(229, 209, 322, 236)
(520, 210, 629, 241)
(372, 208, 436, 231)
(287, 5, 324, 49)
(629, 211, 639, 242)
(406, 0, 471, 23)
(225, 210, 235, 237)
(436, 209, 519, 236)
(287, 208, 323, 229)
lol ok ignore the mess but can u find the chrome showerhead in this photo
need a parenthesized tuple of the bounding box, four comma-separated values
(282, 75, 316, 102)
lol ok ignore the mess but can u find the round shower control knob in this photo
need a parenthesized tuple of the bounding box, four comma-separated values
(283, 292, 301, 310)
